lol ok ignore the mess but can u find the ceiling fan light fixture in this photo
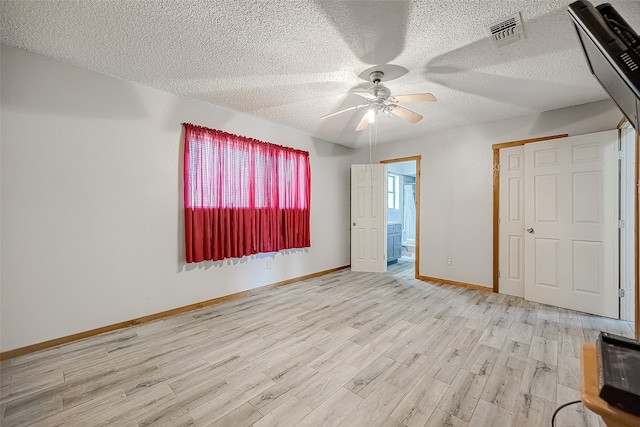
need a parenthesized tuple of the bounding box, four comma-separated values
(367, 108, 376, 123)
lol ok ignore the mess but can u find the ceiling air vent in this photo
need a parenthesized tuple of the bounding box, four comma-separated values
(486, 12, 525, 48)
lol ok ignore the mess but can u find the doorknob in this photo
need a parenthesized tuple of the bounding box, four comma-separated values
(526, 227, 534, 234)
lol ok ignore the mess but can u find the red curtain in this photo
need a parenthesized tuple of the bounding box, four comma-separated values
(183, 123, 310, 263)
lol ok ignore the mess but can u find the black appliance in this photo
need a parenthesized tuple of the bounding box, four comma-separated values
(596, 332, 640, 416)
(568, 1, 640, 131)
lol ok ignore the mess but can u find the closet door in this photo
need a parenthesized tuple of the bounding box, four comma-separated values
(498, 146, 525, 297)
(524, 130, 618, 318)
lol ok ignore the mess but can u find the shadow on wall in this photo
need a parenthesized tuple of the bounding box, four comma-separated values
(310, 136, 354, 159)
(470, 98, 618, 141)
(527, 99, 620, 136)
(161, 95, 239, 133)
(436, 98, 618, 144)
(1, 46, 147, 120)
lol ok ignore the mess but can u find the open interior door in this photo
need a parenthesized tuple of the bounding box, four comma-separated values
(524, 130, 618, 318)
(351, 164, 387, 272)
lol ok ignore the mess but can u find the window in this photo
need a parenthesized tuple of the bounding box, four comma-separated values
(183, 123, 310, 263)
(388, 173, 400, 210)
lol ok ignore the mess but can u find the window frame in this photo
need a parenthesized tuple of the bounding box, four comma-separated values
(388, 173, 400, 210)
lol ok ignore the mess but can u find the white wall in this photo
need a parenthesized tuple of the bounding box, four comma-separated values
(362, 99, 622, 288)
(0, 45, 354, 352)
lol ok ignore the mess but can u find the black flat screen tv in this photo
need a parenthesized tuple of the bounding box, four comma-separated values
(568, 1, 640, 131)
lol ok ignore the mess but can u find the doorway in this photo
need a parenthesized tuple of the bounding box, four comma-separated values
(381, 156, 421, 278)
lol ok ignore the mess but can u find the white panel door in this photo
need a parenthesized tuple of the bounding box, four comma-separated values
(499, 146, 525, 297)
(351, 164, 387, 272)
(524, 130, 618, 318)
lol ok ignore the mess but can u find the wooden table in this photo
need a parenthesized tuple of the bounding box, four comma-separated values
(581, 344, 640, 427)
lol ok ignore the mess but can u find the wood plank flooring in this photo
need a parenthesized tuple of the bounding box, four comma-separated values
(0, 260, 634, 426)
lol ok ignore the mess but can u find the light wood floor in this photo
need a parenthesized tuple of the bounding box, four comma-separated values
(0, 260, 634, 427)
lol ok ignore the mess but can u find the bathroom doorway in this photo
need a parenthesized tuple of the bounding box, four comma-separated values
(380, 156, 420, 278)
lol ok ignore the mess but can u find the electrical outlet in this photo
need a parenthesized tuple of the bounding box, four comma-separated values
(447, 258, 453, 266)
(266, 260, 273, 269)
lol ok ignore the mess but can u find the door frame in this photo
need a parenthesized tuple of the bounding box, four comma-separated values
(619, 117, 640, 339)
(493, 129, 639, 339)
(619, 120, 637, 324)
(380, 156, 421, 279)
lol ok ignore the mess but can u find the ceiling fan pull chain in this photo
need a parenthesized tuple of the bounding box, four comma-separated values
(369, 118, 373, 164)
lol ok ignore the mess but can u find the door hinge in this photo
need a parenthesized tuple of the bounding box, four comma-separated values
(619, 289, 625, 298)
(618, 150, 626, 159)
(619, 219, 625, 229)
(498, 270, 501, 278)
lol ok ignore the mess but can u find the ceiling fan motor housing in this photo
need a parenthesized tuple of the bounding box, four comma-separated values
(368, 71, 391, 100)
(372, 86, 391, 100)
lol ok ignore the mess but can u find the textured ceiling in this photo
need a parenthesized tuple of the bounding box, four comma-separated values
(2, 0, 639, 148)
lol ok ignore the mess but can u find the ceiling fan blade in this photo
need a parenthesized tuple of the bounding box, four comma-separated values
(351, 90, 376, 100)
(320, 104, 367, 120)
(388, 105, 423, 124)
(389, 93, 437, 103)
(355, 113, 370, 131)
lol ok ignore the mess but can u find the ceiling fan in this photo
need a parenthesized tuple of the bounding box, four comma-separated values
(321, 70, 437, 131)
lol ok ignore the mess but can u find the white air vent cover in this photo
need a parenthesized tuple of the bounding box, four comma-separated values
(486, 12, 525, 48)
